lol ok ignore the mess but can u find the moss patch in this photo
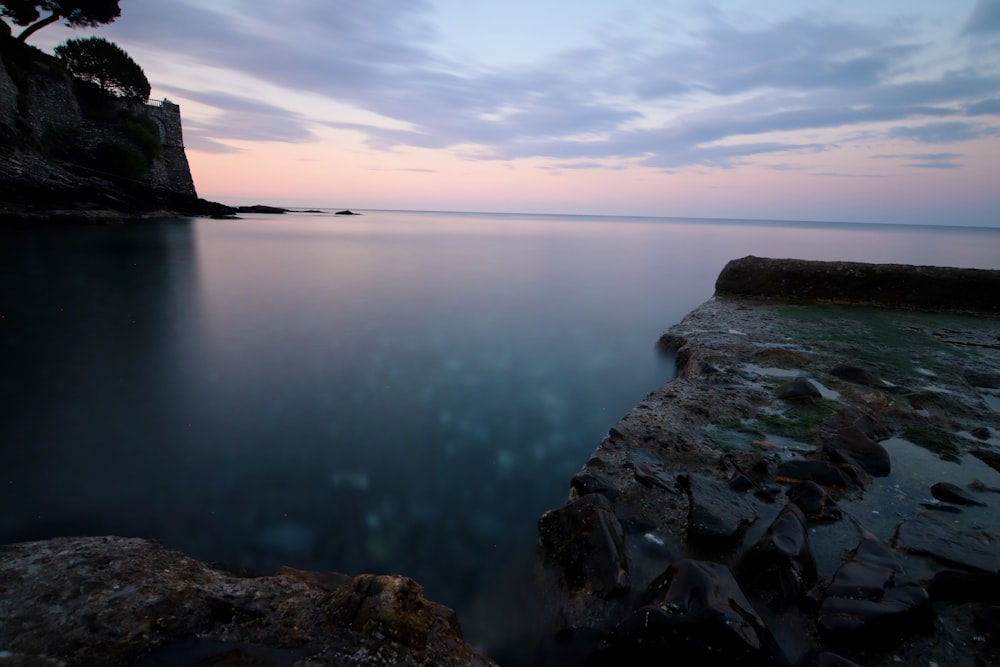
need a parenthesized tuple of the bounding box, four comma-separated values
(903, 425, 961, 462)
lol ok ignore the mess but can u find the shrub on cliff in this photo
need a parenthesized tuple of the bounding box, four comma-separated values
(54, 35, 148, 101)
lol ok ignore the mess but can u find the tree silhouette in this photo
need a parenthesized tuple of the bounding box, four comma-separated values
(55, 36, 149, 101)
(1, 1, 121, 42)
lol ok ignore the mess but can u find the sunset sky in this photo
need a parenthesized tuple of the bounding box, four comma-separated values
(25, 0, 1000, 226)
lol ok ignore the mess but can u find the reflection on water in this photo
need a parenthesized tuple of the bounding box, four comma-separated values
(2, 211, 999, 636)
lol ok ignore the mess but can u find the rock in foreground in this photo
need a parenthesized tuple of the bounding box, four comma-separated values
(0, 536, 495, 667)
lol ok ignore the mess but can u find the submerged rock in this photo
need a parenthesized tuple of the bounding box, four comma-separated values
(930, 481, 987, 506)
(0, 536, 495, 667)
(818, 534, 932, 650)
(893, 512, 1000, 572)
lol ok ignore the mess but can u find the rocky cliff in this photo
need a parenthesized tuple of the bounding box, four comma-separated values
(0, 34, 229, 219)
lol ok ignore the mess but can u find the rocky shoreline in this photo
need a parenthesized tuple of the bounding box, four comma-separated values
(2, 257, 1000, 666)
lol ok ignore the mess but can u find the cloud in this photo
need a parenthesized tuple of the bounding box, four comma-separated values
(962, 0, 1000, 36)
(873, 152, 964, 168)
(888, 121, 996, 143)
(106, 2, 1000, 171)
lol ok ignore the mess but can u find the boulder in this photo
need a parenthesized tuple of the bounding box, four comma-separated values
(738, 503, 817, 608)
(930, 481, 987, 506)
(677, 473, 758, 548)
(590, 559, 784, 666)
(537, 493, 630, 597)
(0, 536, 495, 667)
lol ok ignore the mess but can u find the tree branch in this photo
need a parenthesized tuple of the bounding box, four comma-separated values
(16, 12, 60, 42)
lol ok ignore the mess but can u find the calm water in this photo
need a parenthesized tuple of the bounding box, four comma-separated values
(2, 210, 999, 631)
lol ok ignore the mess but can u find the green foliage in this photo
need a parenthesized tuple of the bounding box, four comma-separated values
(1, 1, 121, 42)
(93, 139, 144, 181)
(54, 36, 148, 100)
(118, 111, 160, 159)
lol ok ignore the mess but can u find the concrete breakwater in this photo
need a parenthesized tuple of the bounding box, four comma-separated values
(2, 256, 999, 666)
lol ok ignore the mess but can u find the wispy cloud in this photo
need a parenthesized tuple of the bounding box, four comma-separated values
(103, 1, 1000, 173)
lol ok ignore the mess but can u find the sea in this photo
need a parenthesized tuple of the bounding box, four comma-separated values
(2, 209, 999, 647)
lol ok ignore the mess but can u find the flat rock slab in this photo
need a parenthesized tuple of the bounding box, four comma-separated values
(0, 536, 495, 667)
(894, 512, 1000, 573)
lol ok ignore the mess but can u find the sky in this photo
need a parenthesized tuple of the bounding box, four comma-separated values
(20, 0, 1000, 226)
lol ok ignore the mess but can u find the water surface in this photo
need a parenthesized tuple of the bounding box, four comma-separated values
(2, 210, 999, 628)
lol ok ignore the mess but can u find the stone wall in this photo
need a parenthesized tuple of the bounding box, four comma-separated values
(0, 51, 18, 125)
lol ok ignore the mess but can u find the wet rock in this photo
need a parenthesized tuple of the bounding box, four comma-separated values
(537, 493, 630, 597)
(818, 534, 932, 650)
(820, 425, 891, 477)
(0, 536, 495, 667)
(894, 511, 999, 572)
(930, 481, 987, 506)
(926, 570, 1000, 603)
(972, 427, 992, 440)
(570, 470, 620, 500)
(777, 376, 822, 400)
(973, 447, 1000, 473)
(777, 460, 851, 489)
(787, 480, 842, 523)
(589, 559, 784, 667)
(738, 503, 817, 608)
(919, 501, 963, 514)
(677, 474, 758, 548)
(830, 365, 885, 388)
(625, 448, 677, 493)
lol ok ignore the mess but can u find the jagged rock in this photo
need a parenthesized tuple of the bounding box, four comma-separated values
(787, 480, 842, 522)
(777, 376, 822, 400)
(930, 481, 987, 506)
(677, 473, 758, 547)
(626, 448, 677, 493)
(0, 536, 495, 667)
(570, 470, 620, 500)
(738, 503, 817, 608)
(537, 493, 630, 597)
(818, 534, 932, 649)
(894, 512, 999, 572)
(589, 559, 784, 666)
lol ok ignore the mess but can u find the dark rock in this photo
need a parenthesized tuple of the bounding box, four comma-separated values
(714, 255, 1000, 315)
(930, 481, 987, 506)
(926, 570, 1000, 603)
(973, 447, 1000, 473)
(336, 209, 360, 215)
(236, 204, 289, 214)
(537, 494, 630, 597)
(0, 536, 495, 667)
(894, 512, 999, 572)
(777, 376, 822, 400)
(738, 503, 817, 608)
(818, 534, 931, 650)
(830, 365, 885, 388)
(777, 460, 851, 489)
(729, 472, 756, 492)
(677, 474, 758, 548)
(820, 426, 891, 477)
(787, 480, 842, 522)
(975, 606, 1000, 645)
(590, 559, 784, 667)
(570, 470, 620, 500)
(972, 427, 991, 440)
(625, 448, 677, 493)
